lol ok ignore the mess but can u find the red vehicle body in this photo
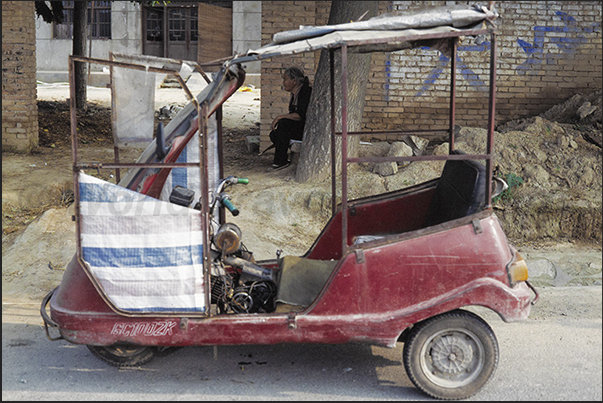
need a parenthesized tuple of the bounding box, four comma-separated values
(42, 5, 538, 400)
(50, 199, 532, 347)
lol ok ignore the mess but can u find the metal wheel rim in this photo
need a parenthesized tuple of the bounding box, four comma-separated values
(419, 327, 485, 388)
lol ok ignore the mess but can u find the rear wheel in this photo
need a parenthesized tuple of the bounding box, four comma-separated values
(402, 310, 499, 400)
(87, 345, 156, 367)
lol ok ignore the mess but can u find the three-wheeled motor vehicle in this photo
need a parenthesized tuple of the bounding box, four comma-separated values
(41, 4, 538, 400)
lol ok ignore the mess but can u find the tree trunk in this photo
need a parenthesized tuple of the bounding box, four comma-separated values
(295, 1, 378, 183)
(73, 1, 87, 111)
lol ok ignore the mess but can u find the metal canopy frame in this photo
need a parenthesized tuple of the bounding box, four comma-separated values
(223, 25, 498, 256)
(214, 8, 499, 256)
(68, 54, 217, 317)
(327, 29, 498, 254)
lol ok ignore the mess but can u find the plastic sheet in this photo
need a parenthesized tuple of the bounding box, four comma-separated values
(78, 173, 206, 313)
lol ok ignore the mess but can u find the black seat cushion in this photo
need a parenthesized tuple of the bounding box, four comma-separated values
(424, 150, 486, 227)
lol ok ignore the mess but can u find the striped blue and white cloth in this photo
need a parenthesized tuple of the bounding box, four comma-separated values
(78, 173, 206, 313)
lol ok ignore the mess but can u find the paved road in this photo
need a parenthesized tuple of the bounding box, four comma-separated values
(2, 286, 601, 401)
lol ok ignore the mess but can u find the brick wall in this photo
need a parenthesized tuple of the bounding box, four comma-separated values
(260, 1, 602, 146)
(378, 0, 603, 134)
(2, 1, 38, 153)
(492, 1, 602, 123)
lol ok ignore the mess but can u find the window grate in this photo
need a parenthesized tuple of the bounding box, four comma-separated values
(53, 1, 112, 40)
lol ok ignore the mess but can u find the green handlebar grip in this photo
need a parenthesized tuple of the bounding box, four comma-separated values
(221, 198, 239, 216)
(238, 178, 249, 184)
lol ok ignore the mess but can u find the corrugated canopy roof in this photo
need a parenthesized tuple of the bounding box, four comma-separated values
(228, 4, 497, 65)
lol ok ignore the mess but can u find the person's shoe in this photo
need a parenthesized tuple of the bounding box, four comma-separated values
(272, 161, 290, 170)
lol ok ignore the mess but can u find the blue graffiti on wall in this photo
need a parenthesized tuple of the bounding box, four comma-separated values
(413, 11, 600, 96)
(516, 11, 600, 75)
(415, 42, 490, 96)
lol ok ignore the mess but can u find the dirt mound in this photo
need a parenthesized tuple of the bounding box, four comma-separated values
(490, 90, 602, 245)
(497, 90, 602, 148)
(38, 100, 114, 148)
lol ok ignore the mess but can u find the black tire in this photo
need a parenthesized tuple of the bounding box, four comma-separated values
(402, 310, 499, 400)
(87, 345, 156, 367)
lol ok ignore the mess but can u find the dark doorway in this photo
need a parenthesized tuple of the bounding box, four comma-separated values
(143, 2, 233, 65)
(143, 2, 199, 62)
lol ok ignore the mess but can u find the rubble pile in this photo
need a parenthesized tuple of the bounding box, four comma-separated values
(360, 90, 602, 245)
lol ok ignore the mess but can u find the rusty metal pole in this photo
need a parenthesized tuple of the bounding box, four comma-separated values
(449, 38, 457, 153)
(341, 45, 349, 256)
(217, 105, 226, 224)
(330, 49, 337, 217)
(485, 33, 497, 208)
(199, 101, 212, 315)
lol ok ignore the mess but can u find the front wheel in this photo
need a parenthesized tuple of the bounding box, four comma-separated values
(87, 345, 156, 367)
(402, 310, 499, 400)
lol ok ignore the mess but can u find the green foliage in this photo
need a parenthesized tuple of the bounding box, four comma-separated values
(505, 172, 524, 188)
(493, 172, 524, 203)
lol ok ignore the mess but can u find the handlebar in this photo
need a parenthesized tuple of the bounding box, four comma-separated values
(221, 196, 239, 216)
(216, 176, 249, 194)
(211, 176, 248, 217)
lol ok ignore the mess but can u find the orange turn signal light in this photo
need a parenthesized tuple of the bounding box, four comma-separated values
(508, 253, 529, 284)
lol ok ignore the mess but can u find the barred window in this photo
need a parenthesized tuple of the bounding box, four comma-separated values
(146, 8, 163, 42)
(190, 7, 198, 42)
(168, 9, 186, 42)
(90, 1, 111, 39)
(53, 1, 112, 40)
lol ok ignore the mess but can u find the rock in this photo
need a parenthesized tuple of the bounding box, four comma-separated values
(522, 243, 603, 286)
(245, 135, 260, 153)
(557, 134, 570, 148)
(359, 141, 390, 158)
(400, 135, 429, 155)
(577, 101, 597, 120)
(522, 164, 550, 185)
(433, 143, 450, 155)
(373, 141, 413, 176)
(535, 149, 548, 162)
(410, 135, 429, 155)
(525, 116, 546, 134)
(541, 93, 586, 123)
(582, 130, 602, 148)
(526, 258, 557, 280)
(373, 161, 398, 176)
(577, 166, 595, 187)
(389, 141, 413, 167)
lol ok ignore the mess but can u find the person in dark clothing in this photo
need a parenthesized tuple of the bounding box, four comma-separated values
(268, 66, 312, 170)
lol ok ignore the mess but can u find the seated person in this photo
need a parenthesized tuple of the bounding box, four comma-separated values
(269, 66, 312, 170)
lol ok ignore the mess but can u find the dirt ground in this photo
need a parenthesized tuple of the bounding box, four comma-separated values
(2, 78, 602, 304)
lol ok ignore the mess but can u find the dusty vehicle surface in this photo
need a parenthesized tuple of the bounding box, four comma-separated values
(41, 4, 537, 400)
